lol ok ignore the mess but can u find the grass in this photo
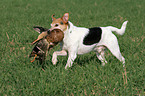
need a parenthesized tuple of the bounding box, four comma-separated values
(0, 0, 144, 95)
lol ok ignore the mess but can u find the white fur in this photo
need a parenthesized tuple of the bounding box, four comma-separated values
(52, 21, 128, 69)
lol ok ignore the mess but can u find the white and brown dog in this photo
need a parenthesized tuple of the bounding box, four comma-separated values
(50, 13, 128, 69)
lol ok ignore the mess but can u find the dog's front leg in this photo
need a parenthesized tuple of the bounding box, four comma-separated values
(52, 50, 67, 65)
(65, 51, 77, 69)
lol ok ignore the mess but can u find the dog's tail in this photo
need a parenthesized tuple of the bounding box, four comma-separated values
(107, 21, 128, 35)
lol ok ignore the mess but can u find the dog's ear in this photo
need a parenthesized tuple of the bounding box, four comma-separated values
(62, 13, 69, 23)
(51, 14, 56, 21)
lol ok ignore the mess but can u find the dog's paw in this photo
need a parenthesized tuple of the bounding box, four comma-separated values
(52, 57, 57, 65)
(52, 59, 57, 65)
(101, 61, 107, 66)
(52, 53, 57, 65)
(65, 64, 71, 70)
(65, 65, 69, 70)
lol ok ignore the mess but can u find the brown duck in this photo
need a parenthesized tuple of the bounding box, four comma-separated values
(29, 26, 64, 64)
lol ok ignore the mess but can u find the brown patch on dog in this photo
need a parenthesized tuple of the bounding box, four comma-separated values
(50, 13, 69, 32)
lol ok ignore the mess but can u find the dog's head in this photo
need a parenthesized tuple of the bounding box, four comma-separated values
(50, 13, 69, 32)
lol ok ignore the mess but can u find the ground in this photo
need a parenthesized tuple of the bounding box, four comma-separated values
(0, 0, 144, 95)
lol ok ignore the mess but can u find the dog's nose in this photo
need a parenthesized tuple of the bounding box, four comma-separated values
(47, 30, 50, 34)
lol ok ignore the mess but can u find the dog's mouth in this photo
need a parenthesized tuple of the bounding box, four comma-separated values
(49, 27, 63, 32)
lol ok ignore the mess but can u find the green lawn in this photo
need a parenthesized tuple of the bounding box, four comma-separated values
(0, 0, 144, 95)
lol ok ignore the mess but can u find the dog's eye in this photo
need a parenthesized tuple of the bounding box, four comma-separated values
(60, 21, 63, 25)
(55, 24, 59, 27)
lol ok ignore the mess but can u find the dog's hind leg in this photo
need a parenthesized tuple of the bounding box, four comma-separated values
(95, 46, 107, 66)
(105, 35, 125, 67)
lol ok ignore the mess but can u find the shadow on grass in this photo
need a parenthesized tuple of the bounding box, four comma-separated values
(30, 53, 102, 69)
(75, 53, 101, 67)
